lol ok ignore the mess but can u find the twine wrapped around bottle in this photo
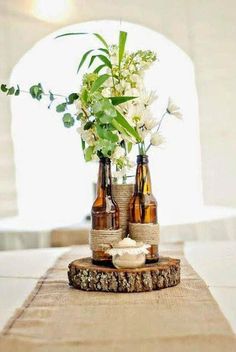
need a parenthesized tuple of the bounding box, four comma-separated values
(89, 228, 123, 252)
(112, 184, 134, 237)
(129, 223, 160, 245)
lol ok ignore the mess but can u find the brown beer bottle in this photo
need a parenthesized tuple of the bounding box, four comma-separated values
(91, 157, 119, 265)
(129, 155, 159, 262)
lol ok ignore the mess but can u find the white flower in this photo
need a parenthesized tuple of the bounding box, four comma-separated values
(112, 146, 125, 160)
(126, 87, 140, 97)
(150, 132, 165, 146)
(138, 128, 149, 140)
(144, 116, 158, 130)
(102, 87, 112, 97)
(77, 127, 95, 146)
(126, 104, 147, 126)
(141, 90, 158, 107)
(167, 98, 182, 119)
(103, 77, 114, 88)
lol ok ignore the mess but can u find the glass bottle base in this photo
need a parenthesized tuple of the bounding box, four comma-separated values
(146, 256, 159, 264)
(92, 259, 113, 267)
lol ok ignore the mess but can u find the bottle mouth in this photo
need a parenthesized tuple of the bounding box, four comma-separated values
(99, 157, 111, 164)
(137, 155, 149, 164)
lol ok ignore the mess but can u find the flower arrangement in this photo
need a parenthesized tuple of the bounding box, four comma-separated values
(0, 31, 182, 183)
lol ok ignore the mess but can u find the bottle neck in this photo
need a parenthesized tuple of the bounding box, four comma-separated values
(96, 157, 112, 198)
(135, 155, 152, 194)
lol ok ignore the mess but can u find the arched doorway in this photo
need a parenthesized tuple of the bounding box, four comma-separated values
(10, 20, 202, 227)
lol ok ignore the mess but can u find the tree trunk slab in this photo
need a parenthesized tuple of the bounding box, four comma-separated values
(68, 257, 180, 293)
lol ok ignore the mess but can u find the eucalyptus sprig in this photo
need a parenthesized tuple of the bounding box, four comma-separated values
(0, 30, 161, 182)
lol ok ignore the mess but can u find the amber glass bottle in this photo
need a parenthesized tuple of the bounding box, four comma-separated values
(91, 157, 119, 265)
(129, 155, 159, 263)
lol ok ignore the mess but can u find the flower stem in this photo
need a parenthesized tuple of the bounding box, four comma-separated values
(145, 111, 168, 153)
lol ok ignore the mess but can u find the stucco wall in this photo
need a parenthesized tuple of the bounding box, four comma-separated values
(1, 0, 236, 217)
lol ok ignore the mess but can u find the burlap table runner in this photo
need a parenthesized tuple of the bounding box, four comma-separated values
(0, 243, 235, 352)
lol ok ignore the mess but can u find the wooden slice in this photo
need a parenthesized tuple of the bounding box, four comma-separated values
(68, 257, 180, 293)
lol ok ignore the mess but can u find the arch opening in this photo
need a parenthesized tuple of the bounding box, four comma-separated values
(10, 20, 202, 227)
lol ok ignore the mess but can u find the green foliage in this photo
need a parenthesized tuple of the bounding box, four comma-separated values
(77, 112, 83, 120)
(118, 31, 127, 67)
(0, 84, 19, 96)
(15, 85, 20, 96)
(97, 55, 112, 69)
(84, 121, 94, 130)
(84, 146, 94, 161)
(29, 83, 44, 101)
(90, 74, 110, 93)
(114, 110, 141, 142)
(94, 64, 106, 74)
(62, 113, 74, 128)
(55, 32, 109, 49)
(67, 93, 79, 104)
(109, 96, 137, 106)
(56, 103, 67, 112)
(7, 87, 15, 95)
(0, 84, 7, 92)
(77, 49, 94, 73)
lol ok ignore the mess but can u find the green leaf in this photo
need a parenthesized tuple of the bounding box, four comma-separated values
(84, 121, 94, 130)
(80, 88, 88, 104)
(99, 114, 113, 123)
(127, 142, 133, 153)
(15, 85, 20, 96)
(55, 32, 109, 49)
(7, 87, 15, 95)
(93, 33, 109, 49)
(92, 98, 117, 119)
(56, 103, 67, 112)
(118, 31, 127, 67)
(88, 55, 98, 68)
(81, 138, 85, 151)
(1, 84, 8, 92)
(63, 113, 74, 128)
(96, 125, 119, 142)
(55, 32, 87, 39)
(77, 112, 83, 120)
(109, 96, 137, 106)
(97, 55, 112, 69)
(98, 48, 109, 55)
(111, 118, 129, 137)
(67, 93, 79, 104)
(90, 74, 110, 93)
(77, 49, 94, 73)
(114, 110, 141, 142)
(29, 83, 43, 100)
(85, 146, 94, 161)
(94, 64, 106, 74)
(49, 90, 54, 101)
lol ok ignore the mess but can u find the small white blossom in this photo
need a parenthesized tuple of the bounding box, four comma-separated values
(167, 98, 182, 119)
(77, 127, 95, 146)
(103, 77, 114, 88)
(102, 87, 112, 97)
(126, 104, 147, 126)
(112, 146, 125, 160)
(138, 128, 149, 140)
(150, 132, 165, 146)
(144, 117, 158, 130)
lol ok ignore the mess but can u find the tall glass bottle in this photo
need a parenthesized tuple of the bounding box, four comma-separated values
(91, 157, 120, 265)
(129, 155, 159, 263)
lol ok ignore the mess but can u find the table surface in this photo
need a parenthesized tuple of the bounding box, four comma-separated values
(0, 242, 236, 334)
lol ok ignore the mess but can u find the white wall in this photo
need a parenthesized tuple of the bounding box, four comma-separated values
(1, 0, 236, 217)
